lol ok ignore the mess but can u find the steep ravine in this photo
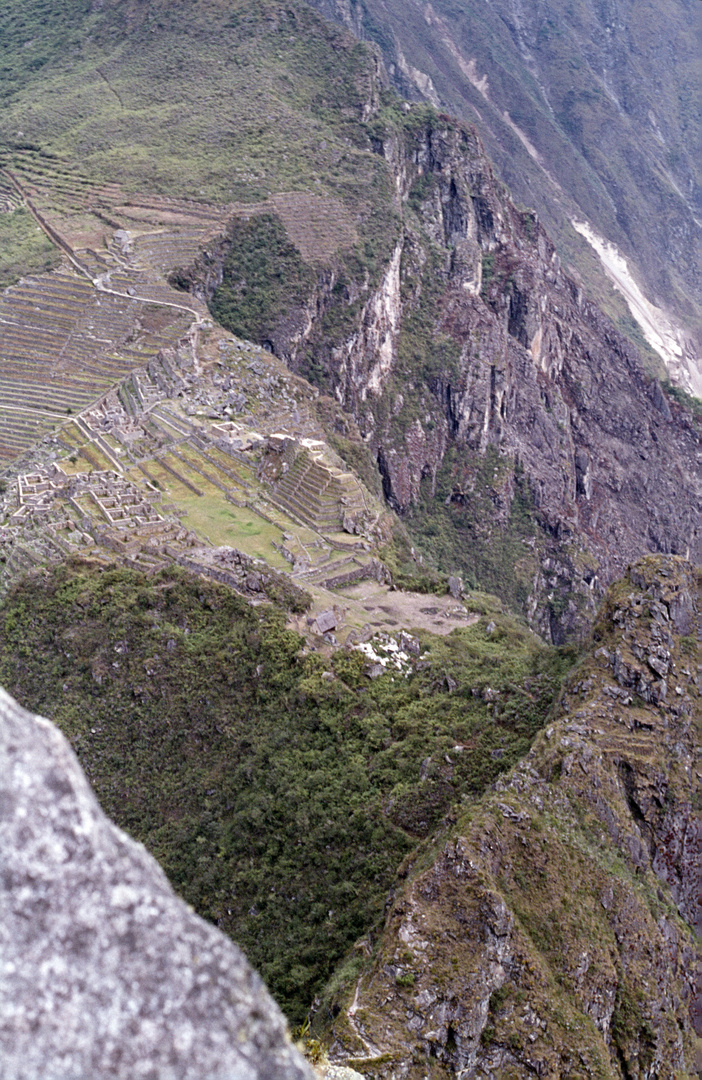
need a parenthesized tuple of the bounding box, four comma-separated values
(178, 105, 700, 642)
(319, 555, 700, 1078)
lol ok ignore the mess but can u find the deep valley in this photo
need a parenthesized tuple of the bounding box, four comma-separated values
(0, 1, 699, 1077)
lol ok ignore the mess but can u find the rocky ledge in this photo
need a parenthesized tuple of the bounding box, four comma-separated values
(324, 555, 700, 1078)
(0, 687, 315, 1080)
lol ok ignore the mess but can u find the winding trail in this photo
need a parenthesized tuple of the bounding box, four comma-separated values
(345, 976, 382, 1061)
(1, 168, 206, 328)
(92, 275, 206, 325)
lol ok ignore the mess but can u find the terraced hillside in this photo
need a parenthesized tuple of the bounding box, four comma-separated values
(1, 150, 358, 468)
(0, 0, 397, 255)
(1, 321, 466, 643)
(0, 0, 391, 464)
(0, 150, 223, 462)
(0, 268, 193, 462)
(0, 0, 396, 461)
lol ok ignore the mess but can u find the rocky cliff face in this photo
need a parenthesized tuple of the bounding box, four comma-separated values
(0, 686, 315, 1080)
(320, 555, 700, 1078)
(359, 117, 700, 641)
(307, 0, 702, 397)
(192, 105, 700, 641)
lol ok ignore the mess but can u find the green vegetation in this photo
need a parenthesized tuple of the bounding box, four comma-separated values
(0, 0, 373, 201)
(611, 979, 656, 1072)
(662, 379, 702, 421)
(0, 0, 94, 102)
(380, 528, 449, 595)
(406, 448, 539, 615)
(210, 214, 316, 346)
(161, 490, 289, 567)
(0, 207, 60, 287)
(481, 253, 496, 295)
(0, 559, 573, 1021)
(396, 246, 462, 392)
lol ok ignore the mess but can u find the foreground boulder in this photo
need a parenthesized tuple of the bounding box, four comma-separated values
(0, 687, 315, 1080)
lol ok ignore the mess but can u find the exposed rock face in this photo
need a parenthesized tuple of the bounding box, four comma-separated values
(0, 687, 315, 1080)
(186, 102, 700, 640)
(308, 0, 702, 396)
(346, 120, 700, 640)
(323, 556, 700, 1078)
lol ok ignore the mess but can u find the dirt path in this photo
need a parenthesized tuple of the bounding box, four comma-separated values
(2, 168, 206, 327)
(346, 976, 382, 1060)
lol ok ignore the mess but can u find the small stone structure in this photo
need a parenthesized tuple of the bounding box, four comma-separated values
(266, 440, 367, 534)
(315, 609, 337, 634)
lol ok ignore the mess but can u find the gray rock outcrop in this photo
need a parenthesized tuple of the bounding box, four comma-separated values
(0, 687, 315, 1080)
(179, 100, 700, 643)
(322, 556, 699, 1077)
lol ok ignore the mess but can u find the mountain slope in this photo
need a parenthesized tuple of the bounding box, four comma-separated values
(0, 557, 573, 1021)
(0, 0, 699, 642)
(0, 3, 699, 1062)
(194, 105, 701, 640)
(0, 0, 381, 204)
(319, 555, 700, 1077)
(308, 0, 702, 395)
(0, 0, 398, 295)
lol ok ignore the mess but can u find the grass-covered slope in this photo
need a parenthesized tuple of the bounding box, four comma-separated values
(0, 206, 59, 287)
(0, 559, 574, 1020)
(0, 0, 393, 209)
